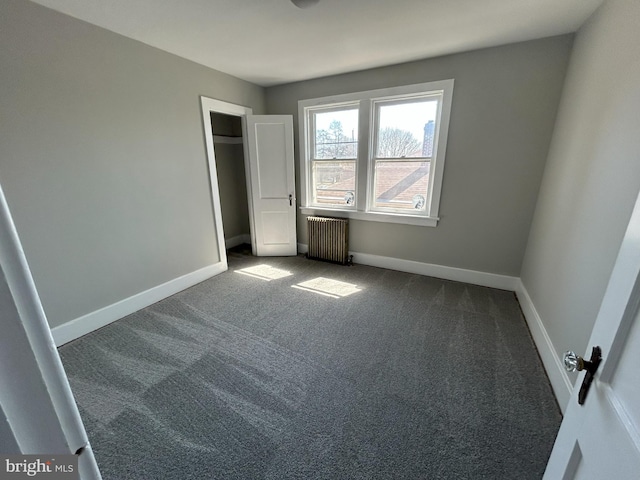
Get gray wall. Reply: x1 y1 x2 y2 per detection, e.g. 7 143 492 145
521 0 640 383
266 36 573 276
0 0 265 329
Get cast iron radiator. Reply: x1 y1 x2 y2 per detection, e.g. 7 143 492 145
306 216 350 265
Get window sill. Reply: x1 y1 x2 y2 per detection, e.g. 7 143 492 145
299 207 438 227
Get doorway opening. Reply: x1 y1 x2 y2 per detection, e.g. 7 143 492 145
210 112 251 251
200 96 297 263
200 96 255 269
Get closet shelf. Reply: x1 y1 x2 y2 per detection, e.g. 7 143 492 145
213 134 243 144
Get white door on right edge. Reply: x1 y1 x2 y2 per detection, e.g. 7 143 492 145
544 191 640 479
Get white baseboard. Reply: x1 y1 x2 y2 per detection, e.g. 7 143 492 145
51 262 228 347
298 243 518 291
353 252 519 291
225 234 251 250
515 279 573 413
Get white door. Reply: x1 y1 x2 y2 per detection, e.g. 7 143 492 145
243 115 297 256
0 184 101 477
544 191 640 479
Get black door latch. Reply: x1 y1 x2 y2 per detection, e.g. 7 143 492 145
563 346 602 405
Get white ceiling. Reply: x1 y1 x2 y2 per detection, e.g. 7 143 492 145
30 0 603 87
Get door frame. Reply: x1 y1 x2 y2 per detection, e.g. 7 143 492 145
200 97 255 261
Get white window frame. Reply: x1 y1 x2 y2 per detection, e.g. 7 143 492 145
298 80 454 227
307 102 359 210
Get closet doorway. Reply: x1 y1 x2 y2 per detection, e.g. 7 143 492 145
210 111 251 251
200 97 253 268
200 96 297 266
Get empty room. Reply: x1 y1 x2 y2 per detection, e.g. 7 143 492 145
1 0 639 479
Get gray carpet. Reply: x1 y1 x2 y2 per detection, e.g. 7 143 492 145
59 246 561 479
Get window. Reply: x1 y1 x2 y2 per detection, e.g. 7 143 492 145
299 80 453 227
309 105 358 208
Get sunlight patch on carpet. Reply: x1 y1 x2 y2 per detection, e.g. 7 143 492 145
292 277 362 298
235 264 293 281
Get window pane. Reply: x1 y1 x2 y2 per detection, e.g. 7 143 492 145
376 100 438 158
312 161 356 206
373 161 430 211
314 109 358 159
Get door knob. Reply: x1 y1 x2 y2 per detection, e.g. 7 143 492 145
563 346 602 405
563 351 587 372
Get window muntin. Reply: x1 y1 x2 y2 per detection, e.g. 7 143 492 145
308 106 358 208
370 95 441 214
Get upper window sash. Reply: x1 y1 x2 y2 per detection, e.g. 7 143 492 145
308 104 359 161
371 93 442 160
